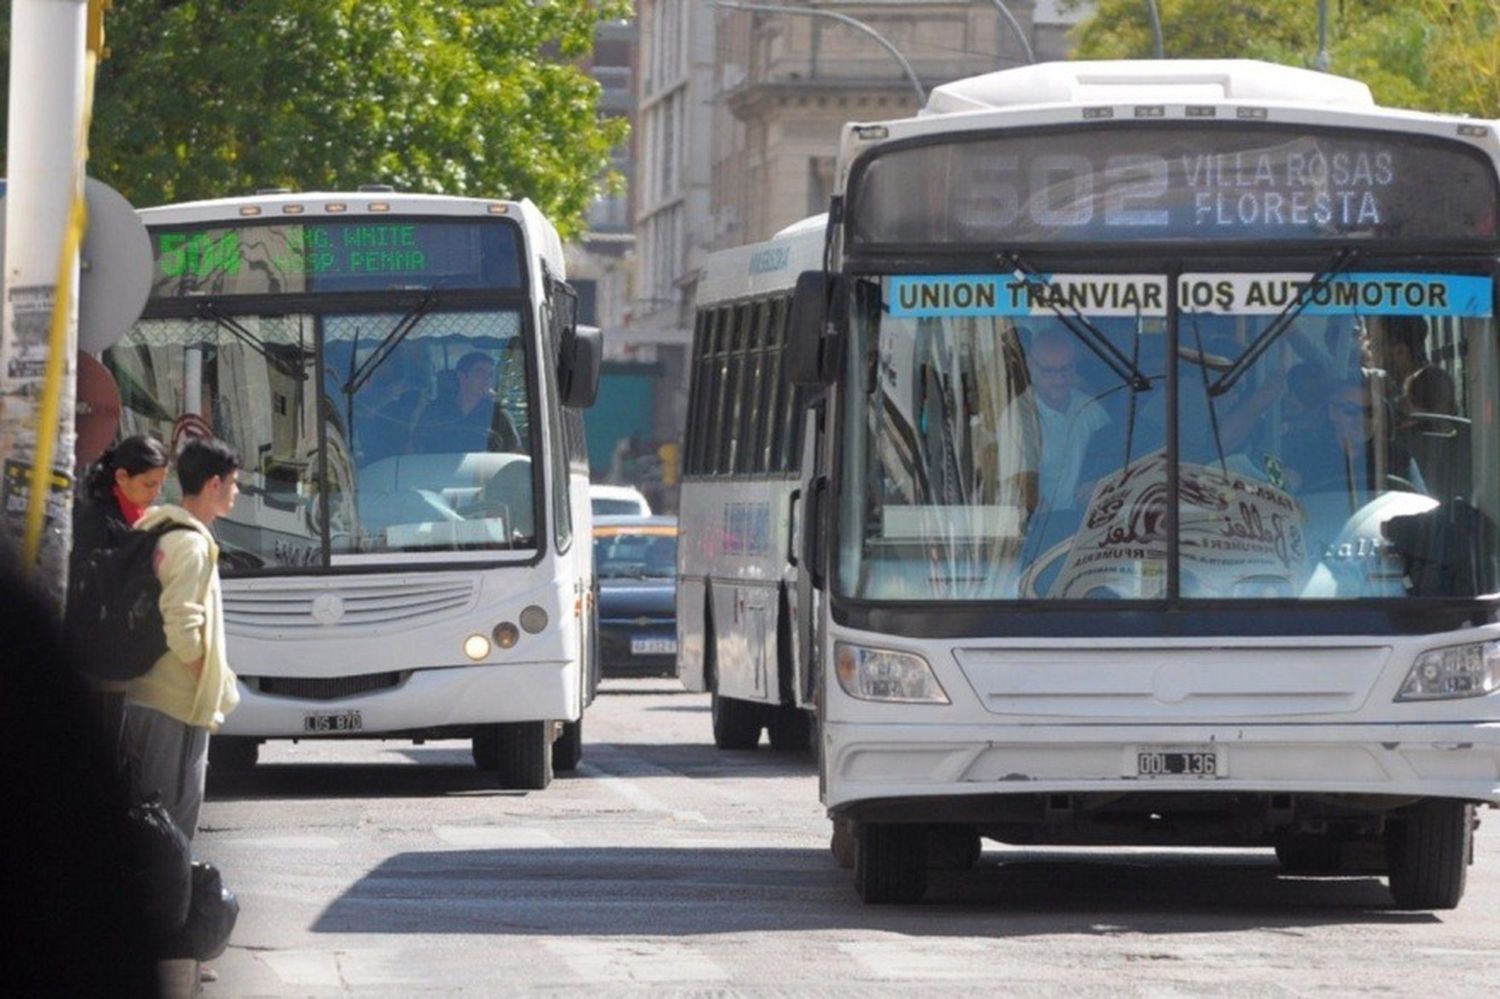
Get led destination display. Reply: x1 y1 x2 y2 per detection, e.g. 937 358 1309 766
849 125 1498 245
150 219 522 299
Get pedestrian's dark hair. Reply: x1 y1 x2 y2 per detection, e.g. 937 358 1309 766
176 437 240 496
455 351 493 376
84 435 169 501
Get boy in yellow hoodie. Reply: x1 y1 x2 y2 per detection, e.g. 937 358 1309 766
123 437 242 841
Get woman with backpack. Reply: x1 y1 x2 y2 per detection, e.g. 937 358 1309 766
69 435 171 743
72 435 171 564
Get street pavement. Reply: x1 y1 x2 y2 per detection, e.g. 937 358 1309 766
196 679 1500 996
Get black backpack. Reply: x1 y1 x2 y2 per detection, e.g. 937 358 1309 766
67 522 195 681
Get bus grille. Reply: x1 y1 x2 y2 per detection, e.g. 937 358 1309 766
223 577 478 631
252 672 407 701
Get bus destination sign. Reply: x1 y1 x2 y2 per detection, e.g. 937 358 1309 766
150 219 521 298
849 125 1498 246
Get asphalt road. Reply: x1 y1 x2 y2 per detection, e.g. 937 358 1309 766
198 679 1500 996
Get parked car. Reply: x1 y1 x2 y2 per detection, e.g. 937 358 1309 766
590 484 652 517
593 515 677 677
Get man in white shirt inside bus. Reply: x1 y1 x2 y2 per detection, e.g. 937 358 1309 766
1027 331 1111 513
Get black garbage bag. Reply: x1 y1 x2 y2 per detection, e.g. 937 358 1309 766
123 793 193 943
162 861 239 962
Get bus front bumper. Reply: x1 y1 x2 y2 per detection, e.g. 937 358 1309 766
218 660 578 738
824 720 1500 817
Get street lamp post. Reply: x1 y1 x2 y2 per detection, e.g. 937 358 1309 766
984 1 1035 65
1145 0 1165 59
1316 0 1331 72
712 0 928 106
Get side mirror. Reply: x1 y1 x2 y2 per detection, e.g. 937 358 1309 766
560 325 601 408
785 271 846 386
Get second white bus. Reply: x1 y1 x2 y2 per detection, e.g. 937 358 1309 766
677 217 825 749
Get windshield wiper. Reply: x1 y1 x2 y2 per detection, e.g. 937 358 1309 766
1000 252 1153 392
342 289 438 398
1209 248 1358 397
196 302 306 376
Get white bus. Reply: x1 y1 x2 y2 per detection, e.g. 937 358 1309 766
106 190 601 790
782 61 1500 905
678 218 825 749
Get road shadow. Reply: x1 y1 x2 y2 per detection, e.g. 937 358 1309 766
206 737 813 800
205 742 595 800
308 845 1435 937
586 740 818 779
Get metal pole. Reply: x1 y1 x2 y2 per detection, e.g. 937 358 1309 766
0 0 89 602
986 1 1035 64
1145 0 1164 59
1316 0 1331 72
713 0 927 106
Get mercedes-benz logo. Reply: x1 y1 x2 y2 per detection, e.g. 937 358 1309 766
311 593 345 626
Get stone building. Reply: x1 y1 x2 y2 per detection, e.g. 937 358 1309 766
622 1 1090 506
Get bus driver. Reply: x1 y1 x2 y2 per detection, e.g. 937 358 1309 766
413 351 521 454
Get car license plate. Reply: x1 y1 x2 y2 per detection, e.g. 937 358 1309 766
631 636 677 655
1133 747 1222 778
303 710 363 733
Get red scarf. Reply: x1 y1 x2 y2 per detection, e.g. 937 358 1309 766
113 483 147 526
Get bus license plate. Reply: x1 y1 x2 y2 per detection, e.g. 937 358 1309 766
631 637 677 655
1135 748 1221 778
303 710 363 733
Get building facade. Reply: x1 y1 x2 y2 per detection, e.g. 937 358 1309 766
625 1 1090 507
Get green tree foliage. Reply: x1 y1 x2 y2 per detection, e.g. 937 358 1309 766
0 1 631 237
1067 0 1499 119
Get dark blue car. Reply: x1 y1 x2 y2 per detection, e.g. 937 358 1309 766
594 515 678 678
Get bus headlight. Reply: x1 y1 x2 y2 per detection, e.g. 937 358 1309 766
463 634 492 662
1397 641 1500 701
834 643 949 704
492 622 520 649
519 605 549 634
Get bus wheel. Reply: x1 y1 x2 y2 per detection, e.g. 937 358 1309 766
1387 800 1472 910
855 823 928 904
767 704 813 752
830 819 858 869
554 718 583 772
492 721 554 791
208 736 259 775
711 692 763 750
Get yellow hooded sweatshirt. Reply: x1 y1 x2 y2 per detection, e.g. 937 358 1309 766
125 504 240 731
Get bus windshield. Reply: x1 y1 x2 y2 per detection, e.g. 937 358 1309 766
838 270 1500 602
109 306 535 570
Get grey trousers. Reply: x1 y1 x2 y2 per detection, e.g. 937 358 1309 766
122 703 210 841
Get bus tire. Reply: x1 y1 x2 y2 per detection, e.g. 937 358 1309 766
767 704 813 752
493 721 553 791
554 718 583 772
208 736 259 775
830 819 858 869
855 822 928 904
1387 800 1471 910
711 692 763 750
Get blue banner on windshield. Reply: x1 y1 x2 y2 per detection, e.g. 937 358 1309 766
1178 272 1493 317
